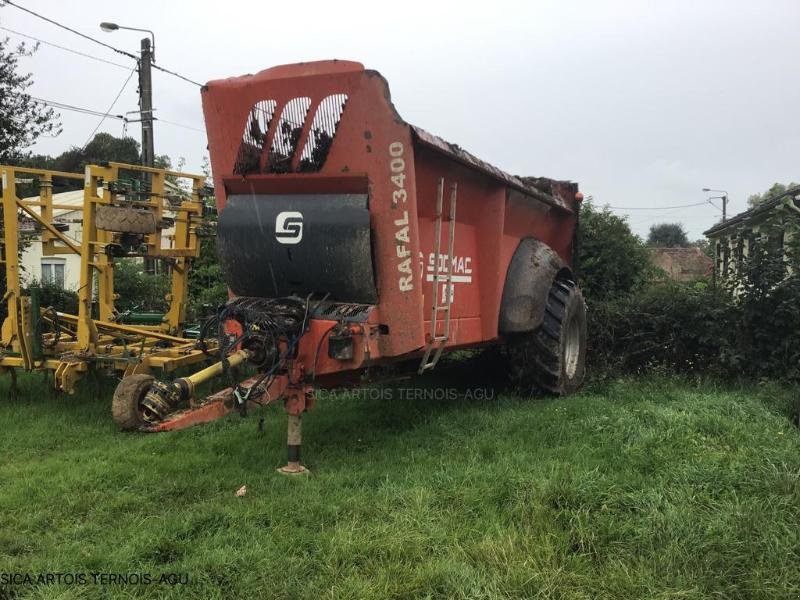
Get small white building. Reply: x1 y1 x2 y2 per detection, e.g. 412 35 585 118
20 189 84 290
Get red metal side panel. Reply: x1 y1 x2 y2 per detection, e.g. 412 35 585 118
503 189 577 266
201 61 425 357
412 145 507 346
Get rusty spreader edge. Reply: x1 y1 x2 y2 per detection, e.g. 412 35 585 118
410 126 573 213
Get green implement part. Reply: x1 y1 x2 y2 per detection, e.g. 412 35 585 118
120 312 165 326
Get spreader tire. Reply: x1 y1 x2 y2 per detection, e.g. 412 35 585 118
509 278 586 395
112 374 155 431
96 205 157 234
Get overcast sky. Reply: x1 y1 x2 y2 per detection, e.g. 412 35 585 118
3 0 799 238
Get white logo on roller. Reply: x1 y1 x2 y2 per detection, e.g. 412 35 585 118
275 211 303 245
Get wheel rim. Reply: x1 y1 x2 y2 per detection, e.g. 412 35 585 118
139 397 160 423
564 314 581 379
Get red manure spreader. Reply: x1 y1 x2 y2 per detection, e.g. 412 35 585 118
112 60 587 473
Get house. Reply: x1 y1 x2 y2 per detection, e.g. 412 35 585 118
20 188 85 290
648 247 713 281
704 186 800 284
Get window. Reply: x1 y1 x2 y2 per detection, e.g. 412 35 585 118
41 259 66 287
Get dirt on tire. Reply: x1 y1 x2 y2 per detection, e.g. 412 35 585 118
112 374 155 430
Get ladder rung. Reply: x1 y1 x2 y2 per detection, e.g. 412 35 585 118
419 177 457 375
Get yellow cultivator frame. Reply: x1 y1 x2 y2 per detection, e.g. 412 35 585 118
0 162 217 393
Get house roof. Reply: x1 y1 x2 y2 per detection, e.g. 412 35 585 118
704 186 800 237
22 179 191 218
22 188 86 217
648 247 713 281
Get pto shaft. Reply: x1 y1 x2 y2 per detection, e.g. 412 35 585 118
178 348 250 397
140 349 250 422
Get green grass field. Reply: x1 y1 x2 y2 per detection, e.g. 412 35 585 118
1 371 800 599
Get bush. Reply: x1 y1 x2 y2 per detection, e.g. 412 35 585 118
112 259 170 313
581 200 800 384
577 202 653 303
589 264 800 383
24 280 79 314
730 235 800 382
588 281 735 376
186 237 228 321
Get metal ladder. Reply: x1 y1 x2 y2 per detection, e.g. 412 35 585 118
419 178 457 374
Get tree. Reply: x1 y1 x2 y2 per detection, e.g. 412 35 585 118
49 132 140 174
647 223 689 247
187 236 227 320
187 157 226 320
112 259 170 313
0 35 61 162
748 182 800 208
17 133 142 196
84 132 140 166
691 237 714 258
577 202 652 303
0 33 59 319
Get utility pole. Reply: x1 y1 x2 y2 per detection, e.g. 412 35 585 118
138 37 154 168
99 23 156 167
703 188 729 222
138 37 155 274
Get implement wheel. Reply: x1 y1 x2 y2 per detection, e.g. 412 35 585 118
96 205 157 234
112 374 156 430
509 278 587 395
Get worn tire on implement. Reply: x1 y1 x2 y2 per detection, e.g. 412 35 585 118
509 279 587 395
112 374 155 430
95 205 157 234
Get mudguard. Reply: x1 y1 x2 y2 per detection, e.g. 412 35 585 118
499 238 569 333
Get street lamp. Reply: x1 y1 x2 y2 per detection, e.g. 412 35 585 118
100 21 156 168
702 188 728 222
99 22 155 61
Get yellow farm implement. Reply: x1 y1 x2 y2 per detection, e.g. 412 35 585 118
0 162 217 394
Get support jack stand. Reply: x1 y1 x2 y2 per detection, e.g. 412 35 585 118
277 413 310 476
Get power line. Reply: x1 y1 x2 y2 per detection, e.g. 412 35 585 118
607 201 708 211
630 206 696 226
30 96 127 121
0 25 130 69
31 95 205 137
82 66 137 149
156 118 205 133
151 62 202 87
2 0 137 60
3 0 203 86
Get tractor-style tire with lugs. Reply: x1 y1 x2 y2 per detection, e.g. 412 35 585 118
509 278 587 395
112 374 155 431
95 205 157 234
